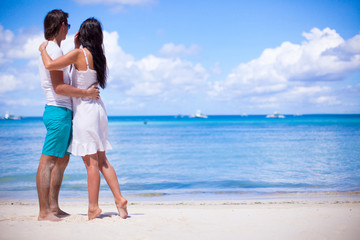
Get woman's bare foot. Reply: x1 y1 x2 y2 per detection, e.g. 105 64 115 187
115 198 128 219
88 207 102 220
38 212 62 222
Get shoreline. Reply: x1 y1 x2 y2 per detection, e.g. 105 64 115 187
1 190 359 202
1 193 360 240
2 191 360 207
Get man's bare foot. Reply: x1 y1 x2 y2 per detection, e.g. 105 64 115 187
88 207 102 220
115 198 128 219
51 208 70 217
38 212 62 222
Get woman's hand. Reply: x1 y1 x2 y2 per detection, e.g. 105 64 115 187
74 32 81 49
39 41 48 53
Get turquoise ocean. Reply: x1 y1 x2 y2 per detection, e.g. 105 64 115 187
0 114 360 200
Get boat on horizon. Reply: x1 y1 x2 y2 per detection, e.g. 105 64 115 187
266 112 285 119
3 112 22 120
190 110 208 119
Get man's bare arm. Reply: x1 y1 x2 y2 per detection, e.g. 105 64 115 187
50 71 99 99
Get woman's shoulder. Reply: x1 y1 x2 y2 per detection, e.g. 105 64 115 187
64 48 83 59
82 48 92 56
71 48 84 55
70 48 88 62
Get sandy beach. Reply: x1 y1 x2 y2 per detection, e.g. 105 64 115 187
1 193 359 240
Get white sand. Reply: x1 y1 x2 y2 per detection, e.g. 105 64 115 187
0 197 359 240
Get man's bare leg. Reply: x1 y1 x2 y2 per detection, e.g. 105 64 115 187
36 154 61 221
49 154 70 217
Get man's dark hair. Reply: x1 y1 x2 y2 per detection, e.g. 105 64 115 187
44 9 69 40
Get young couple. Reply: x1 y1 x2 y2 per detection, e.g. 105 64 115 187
36 9 127 221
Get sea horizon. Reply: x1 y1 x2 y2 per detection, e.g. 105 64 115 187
4 113 360 118
1 114 359 201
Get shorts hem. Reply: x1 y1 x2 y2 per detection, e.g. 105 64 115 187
42 151 68 158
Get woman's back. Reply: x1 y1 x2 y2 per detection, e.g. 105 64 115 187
75 48 94 71
71 48 97 90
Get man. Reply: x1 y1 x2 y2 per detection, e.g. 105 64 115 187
37 9 99 221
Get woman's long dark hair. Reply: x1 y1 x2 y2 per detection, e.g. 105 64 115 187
78 18 107 89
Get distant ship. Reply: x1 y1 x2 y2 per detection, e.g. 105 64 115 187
266 112 285 119
190 110 208 119
3 112 22 120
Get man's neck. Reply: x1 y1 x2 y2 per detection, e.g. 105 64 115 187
50 36 62 47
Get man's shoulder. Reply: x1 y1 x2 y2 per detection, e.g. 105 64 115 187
46 41 63 59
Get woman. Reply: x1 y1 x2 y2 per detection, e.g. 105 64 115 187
39 18 128 220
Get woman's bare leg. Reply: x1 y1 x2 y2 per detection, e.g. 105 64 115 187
82 153 102 220
98 151 128 219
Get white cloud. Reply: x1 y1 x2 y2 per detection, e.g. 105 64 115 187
0 25 14 43
103 32 209 101
0 26 15 65
125 56 208 97
4 98 44 107
158 43 200 58
0 25 209 114
277 85 338 107
7 34 44 59
103 31 134 72
0 26 44 61
314 96 341 105
1 24 359 115
209 28 360 106
0 69 41 94
210 62 222 75
0 74 20 93
0 26 44 95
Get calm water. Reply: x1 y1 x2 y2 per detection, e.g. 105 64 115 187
0 115 360 200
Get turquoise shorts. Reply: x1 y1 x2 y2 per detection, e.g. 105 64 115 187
42 105 73 158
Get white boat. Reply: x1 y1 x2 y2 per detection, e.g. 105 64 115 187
3 112 22 120
190 110 208 119
266 112 285 118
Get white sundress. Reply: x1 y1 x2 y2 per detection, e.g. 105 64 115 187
67 49 112 156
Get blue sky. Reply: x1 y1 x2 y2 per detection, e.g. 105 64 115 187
1 0 360 116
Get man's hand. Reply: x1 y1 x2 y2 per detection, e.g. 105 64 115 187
86 84 100 100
